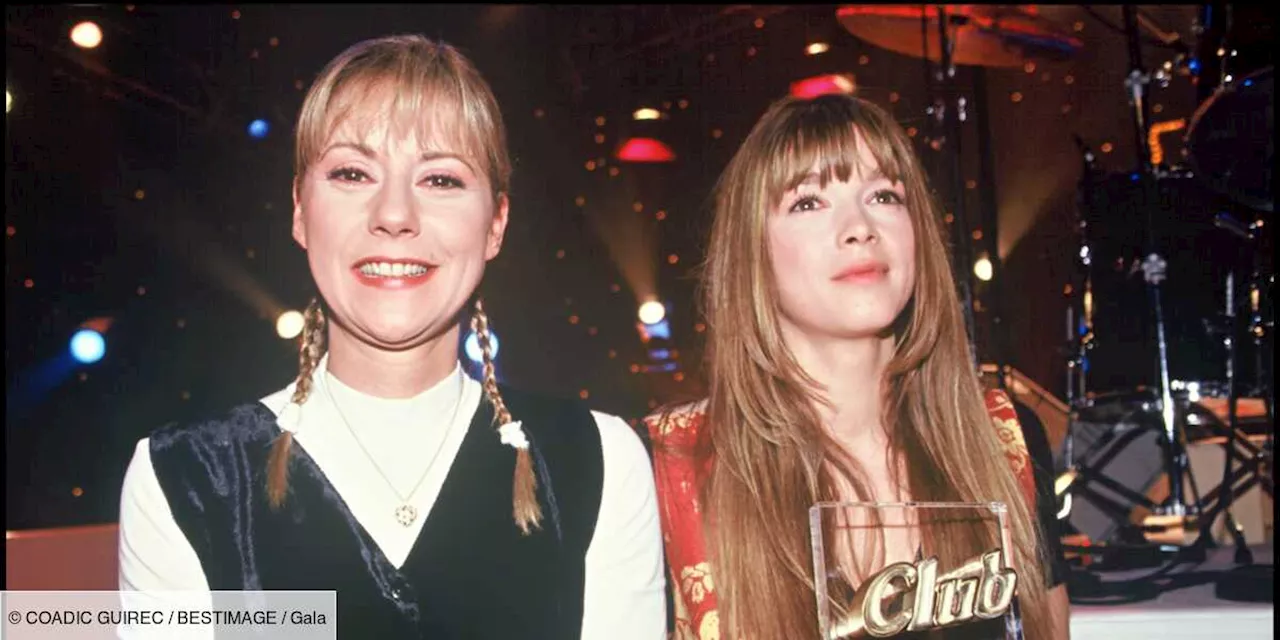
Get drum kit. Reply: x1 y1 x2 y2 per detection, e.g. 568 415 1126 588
838 4 1274 569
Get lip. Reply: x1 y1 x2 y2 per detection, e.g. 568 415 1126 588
832 261 889 283
350 256 438 290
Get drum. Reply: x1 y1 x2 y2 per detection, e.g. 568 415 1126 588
1077 172 1263 397
1186 66 1273 212
1074 380 1270 441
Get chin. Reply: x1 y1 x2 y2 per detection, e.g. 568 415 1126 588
359 325 437 350
344 310 443 347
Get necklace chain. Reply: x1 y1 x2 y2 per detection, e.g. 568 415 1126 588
321 371 465 525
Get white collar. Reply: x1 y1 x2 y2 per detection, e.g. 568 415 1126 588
271 353 464 436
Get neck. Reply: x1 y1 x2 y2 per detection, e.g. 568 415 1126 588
783 327 897 447
324 322 462 399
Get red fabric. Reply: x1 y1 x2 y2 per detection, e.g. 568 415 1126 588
644 389 1036 639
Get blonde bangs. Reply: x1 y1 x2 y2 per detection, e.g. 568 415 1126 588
293 36 509 194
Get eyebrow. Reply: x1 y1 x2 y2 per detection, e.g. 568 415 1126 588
791 166 887 189
320 143 476 169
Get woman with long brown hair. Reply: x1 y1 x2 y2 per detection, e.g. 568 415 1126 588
117 35 666 638
646 93 1070 639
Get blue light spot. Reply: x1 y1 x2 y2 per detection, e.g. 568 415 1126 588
465 330 499 363
248 119 270 139
70 330 105 364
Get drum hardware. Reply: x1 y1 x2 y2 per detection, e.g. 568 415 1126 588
1186 215 1274 571
1060 7 1273 566
1118 4 1189 520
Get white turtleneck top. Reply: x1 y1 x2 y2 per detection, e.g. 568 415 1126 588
117 357 667 639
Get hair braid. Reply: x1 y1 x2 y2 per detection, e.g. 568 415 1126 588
266 297 328 509
471 298 542 534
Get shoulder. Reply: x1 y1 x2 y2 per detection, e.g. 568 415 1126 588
982 388 1036 502
982 388 1028 453
496 384 593 431
147 401 280 452
642 399 709 448
983 388 1019 423
144 378 297 451
495 385 650 464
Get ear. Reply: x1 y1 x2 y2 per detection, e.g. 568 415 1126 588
484 193 510 261
291 177 308 250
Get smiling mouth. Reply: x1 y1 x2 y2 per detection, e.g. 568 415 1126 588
352 259 435 278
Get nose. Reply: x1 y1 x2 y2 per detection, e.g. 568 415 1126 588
839 204 877 247
368 181 420 238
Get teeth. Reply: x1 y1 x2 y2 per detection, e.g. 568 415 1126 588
358 262 430 277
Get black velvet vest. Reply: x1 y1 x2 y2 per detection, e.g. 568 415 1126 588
148 385 604 639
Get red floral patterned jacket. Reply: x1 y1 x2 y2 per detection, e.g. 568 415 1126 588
643 389 1035 639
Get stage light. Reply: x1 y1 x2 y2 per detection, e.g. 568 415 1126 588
638 319 671 341
974 256 993 282
70 21 103 49
70 329 105 364
465 330 499 363
5 89 11 114
790 74 856 99
638 300 666 325
248 119 270 139
276 310 304 339
633 107 662 121
616 137 675 163
805 42 830 55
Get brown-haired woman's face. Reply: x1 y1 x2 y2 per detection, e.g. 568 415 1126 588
766 135 915 342
291 103 508 350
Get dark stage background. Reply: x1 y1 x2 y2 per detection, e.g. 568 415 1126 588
6 5 1271 529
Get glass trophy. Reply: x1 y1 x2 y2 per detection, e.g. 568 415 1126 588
810 501 1023 639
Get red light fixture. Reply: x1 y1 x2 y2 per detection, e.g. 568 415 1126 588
615 137 676 163
790 74 856 99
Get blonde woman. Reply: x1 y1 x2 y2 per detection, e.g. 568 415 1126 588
118 35 666 639
646 94 1070 638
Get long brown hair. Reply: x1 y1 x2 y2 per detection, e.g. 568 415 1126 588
697 93 1049 638
265 35 541 534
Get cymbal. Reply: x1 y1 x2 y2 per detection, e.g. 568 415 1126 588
836 5 1083 68
1186 66 1273 213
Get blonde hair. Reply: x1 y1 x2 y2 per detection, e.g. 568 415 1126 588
266 35 540 534
696 93 1050 638
293 34 511 197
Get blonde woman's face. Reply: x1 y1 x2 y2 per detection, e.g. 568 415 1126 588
291 107 508 351
766 137 916 342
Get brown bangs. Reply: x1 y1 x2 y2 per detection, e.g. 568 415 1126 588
761 96 911 210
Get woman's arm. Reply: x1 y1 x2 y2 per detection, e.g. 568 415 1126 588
581 412 668 639
117 439 213 639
